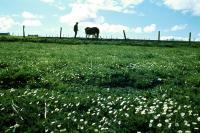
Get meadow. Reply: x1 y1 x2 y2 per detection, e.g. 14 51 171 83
0 39 200 133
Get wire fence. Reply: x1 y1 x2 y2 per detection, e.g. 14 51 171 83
0 26 199 43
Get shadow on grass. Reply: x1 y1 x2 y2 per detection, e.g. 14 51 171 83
0 72 54 89
63 70 164 90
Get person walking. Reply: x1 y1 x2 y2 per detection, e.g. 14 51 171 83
74 22 78 38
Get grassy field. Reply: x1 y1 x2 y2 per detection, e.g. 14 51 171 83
0 40 200 132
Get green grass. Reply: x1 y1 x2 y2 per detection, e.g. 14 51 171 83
1 36 200 48
0 41 200 132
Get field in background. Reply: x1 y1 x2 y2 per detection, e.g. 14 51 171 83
0 35 200 47
0 40 200 132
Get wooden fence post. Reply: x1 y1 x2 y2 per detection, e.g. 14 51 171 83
158 31 160 41
123 30 127 40
189 32 191 45
23 25 25 38
60 27 62 39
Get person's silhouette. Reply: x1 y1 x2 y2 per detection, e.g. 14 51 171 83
74 22 78 38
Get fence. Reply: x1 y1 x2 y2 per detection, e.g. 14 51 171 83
5 25 197 44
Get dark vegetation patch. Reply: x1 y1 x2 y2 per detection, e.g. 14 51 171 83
0 72 39 89
100 71 164 89
0 71 54 89
63 70 164 90
0 62 9 69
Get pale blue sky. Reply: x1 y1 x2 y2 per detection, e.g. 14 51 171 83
0 0 200 40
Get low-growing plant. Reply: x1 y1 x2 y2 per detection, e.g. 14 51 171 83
0 41 199 132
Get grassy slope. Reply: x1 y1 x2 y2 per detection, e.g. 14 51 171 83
0 42 200 132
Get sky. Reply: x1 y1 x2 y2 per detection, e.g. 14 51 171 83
0 0 200 40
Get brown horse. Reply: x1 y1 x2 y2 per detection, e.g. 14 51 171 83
85 27 100 39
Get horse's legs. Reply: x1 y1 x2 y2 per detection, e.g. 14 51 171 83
94 33 99 39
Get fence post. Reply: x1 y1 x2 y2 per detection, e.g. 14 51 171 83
123 30 127 40
189 32 191 45
60 27 62 39
158 31 160 42
23 25 25 38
